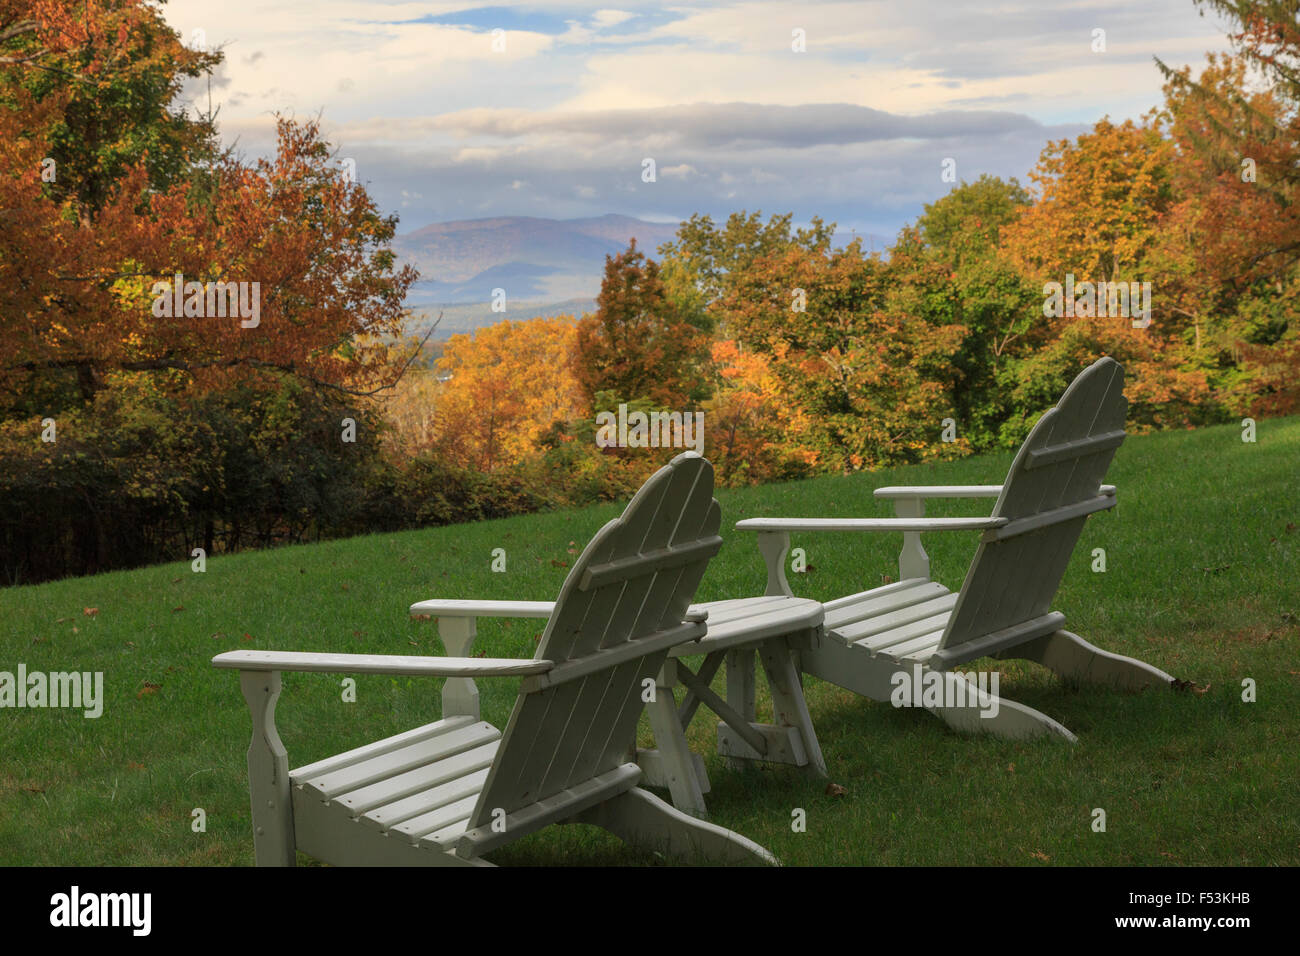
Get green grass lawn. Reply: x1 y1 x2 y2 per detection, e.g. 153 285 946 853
2 416 1297 866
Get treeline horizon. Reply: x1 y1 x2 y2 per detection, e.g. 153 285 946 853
3 0 1298 585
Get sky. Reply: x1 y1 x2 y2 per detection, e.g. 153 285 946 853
161 0 1237 243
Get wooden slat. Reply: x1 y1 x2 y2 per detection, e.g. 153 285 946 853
520 620 706 692
418 816 475 848
734 516 1007 533
360 767 491 832
677 599 822 655
980 494 1115 542
675 663 768 754
394 794 481 841
289 715 477 782
408 599 554 619
1024 429 1125 469
852 611 955 654
457 764 642 858
685 595 789 626
298 721 500 800
824 581 950 630
933 613 1066 667
881 630 945 663
212 650 552 677
338 744 497 818
677 650 726 725
822 577 930 613
873 485 1004 499
580 535 723 590
835 593 958 643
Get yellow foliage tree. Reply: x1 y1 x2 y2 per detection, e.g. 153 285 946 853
430 316 584 471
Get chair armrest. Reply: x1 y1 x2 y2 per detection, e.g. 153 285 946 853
212 650 553 677
872 483 1115 500
410 601 706 623
409 599 555 619
735 516 1007 533
873 484 1004 500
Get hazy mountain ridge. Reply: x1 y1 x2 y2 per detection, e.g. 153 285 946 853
395 213 682 306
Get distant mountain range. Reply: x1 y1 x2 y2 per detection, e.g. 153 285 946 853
393 213 891 338
394 214 682 334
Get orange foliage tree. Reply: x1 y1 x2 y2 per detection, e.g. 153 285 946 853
430 316 584 472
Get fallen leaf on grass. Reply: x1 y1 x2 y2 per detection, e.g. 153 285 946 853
137 682 161 699
22 786 44 793
825 783 848 797
1030 850 1050 862
242 633 253 642
172 605 185 613
171 577 182 584
411 613 432 621
126 762 146 771
209 632 226 640
55 617 70 624
1007 763 1015 773
1171 678 1210 695
83 607 99 616
550 559 568 568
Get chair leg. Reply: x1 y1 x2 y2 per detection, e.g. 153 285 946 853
926 669 1077 742
723 649 757 771
643 663 709 818
577 788 777 866
1002 629 1174 690
238 670 296 866
757 637 827 777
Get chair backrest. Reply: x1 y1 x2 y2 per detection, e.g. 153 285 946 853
467 452 722 825
936 357 1126 662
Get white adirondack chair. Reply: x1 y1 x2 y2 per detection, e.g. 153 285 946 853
735 357 1174 741
213 452 776 866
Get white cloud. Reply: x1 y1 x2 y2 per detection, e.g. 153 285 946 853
159 0 1237 237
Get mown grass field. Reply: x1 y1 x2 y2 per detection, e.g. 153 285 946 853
2 416 1297 866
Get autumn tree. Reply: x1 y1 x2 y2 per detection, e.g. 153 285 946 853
431 316 583 472
0 0 221 218
720 240 968 472
572 239 711 410
0 0 419 581
657 210 835 338
1157 24 1300 414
